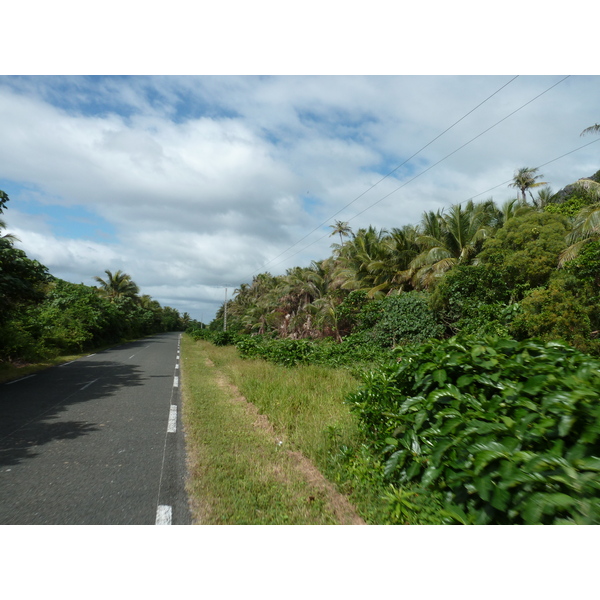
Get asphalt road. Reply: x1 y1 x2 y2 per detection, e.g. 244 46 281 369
0 332 191 525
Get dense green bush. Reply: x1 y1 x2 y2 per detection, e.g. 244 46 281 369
0 237 50 324
0 319 49 362
188 327 241 346
235 333 391 370
211 331 242 346
478 210 570 297
370 292 444 348
237 336 316 366
187 326 213 341
565 239 600 290
544 195 590 217
348 335 600 524
509 275 600 355
430 265 512 336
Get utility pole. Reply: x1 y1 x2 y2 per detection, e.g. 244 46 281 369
223 287 228 332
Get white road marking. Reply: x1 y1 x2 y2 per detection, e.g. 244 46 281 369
80 379 98 391
87 353 96 357
59 360 76 367
156 505 172 525
167 405 177 432
6 374 36 385
175 363 179 370
173 376 179 388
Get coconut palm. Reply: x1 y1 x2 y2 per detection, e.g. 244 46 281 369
329 220 352 250
408 200 499 289
509 167 548 205
334 226 390 295
362 225 421 296
534 186 556 209
558 179 600 266
0 218 19 243
94 269 140 301
581 124 600 136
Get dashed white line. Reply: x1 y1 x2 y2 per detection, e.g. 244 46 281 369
167 405 177 433
156 505 172 525
173 376 179 388
6 374 36 385
80 378 98 391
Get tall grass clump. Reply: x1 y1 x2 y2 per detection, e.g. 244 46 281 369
204 341 361 467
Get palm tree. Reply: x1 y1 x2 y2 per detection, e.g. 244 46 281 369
94 269 139 301
534 186 555 209
362 225 421 296
509 167 548 205
0 218 19 243
334 226 390 295
329 220 352 248
558 179 600 266
408 200 499 289
581 124 600 136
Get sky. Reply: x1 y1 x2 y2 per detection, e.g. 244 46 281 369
1 2 599 324
1 74 599 323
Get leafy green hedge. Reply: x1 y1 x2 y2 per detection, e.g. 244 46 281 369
348 335 600 524
370 292 445 347
186 327 241 346
235 334 391 370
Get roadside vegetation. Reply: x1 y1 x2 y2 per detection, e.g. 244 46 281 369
185 159 600 524
181 335 364 524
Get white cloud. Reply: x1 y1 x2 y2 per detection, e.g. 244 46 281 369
2 75 600 321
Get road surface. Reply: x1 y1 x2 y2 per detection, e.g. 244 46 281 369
0 332 191 525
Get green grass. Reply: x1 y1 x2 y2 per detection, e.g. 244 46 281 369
206 346 361 466
0 351 93 384
0 338 149 384
180 335 365 524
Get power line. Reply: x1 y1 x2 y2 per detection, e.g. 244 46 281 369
468 137 600 200
281 137 599 268
256 76 574 272
273 138 596 271
347 76 571 222
247 75 520 278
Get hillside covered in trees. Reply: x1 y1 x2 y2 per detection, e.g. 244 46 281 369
208 165 600 358
0 192 188 365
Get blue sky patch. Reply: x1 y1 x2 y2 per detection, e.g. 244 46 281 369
0 178 116 242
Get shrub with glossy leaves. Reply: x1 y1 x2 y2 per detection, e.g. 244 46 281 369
348 335 600 524
370 292 444 348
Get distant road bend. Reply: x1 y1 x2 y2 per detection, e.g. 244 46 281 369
0 332 191 525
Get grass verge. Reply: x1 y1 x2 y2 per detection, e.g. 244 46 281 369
181 334 365 524
0 351 97 384
0 337 153 384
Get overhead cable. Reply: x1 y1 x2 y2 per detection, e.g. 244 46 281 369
247 75 520 277
257 76 574 271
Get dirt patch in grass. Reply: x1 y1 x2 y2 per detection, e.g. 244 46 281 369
207 359 365 525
